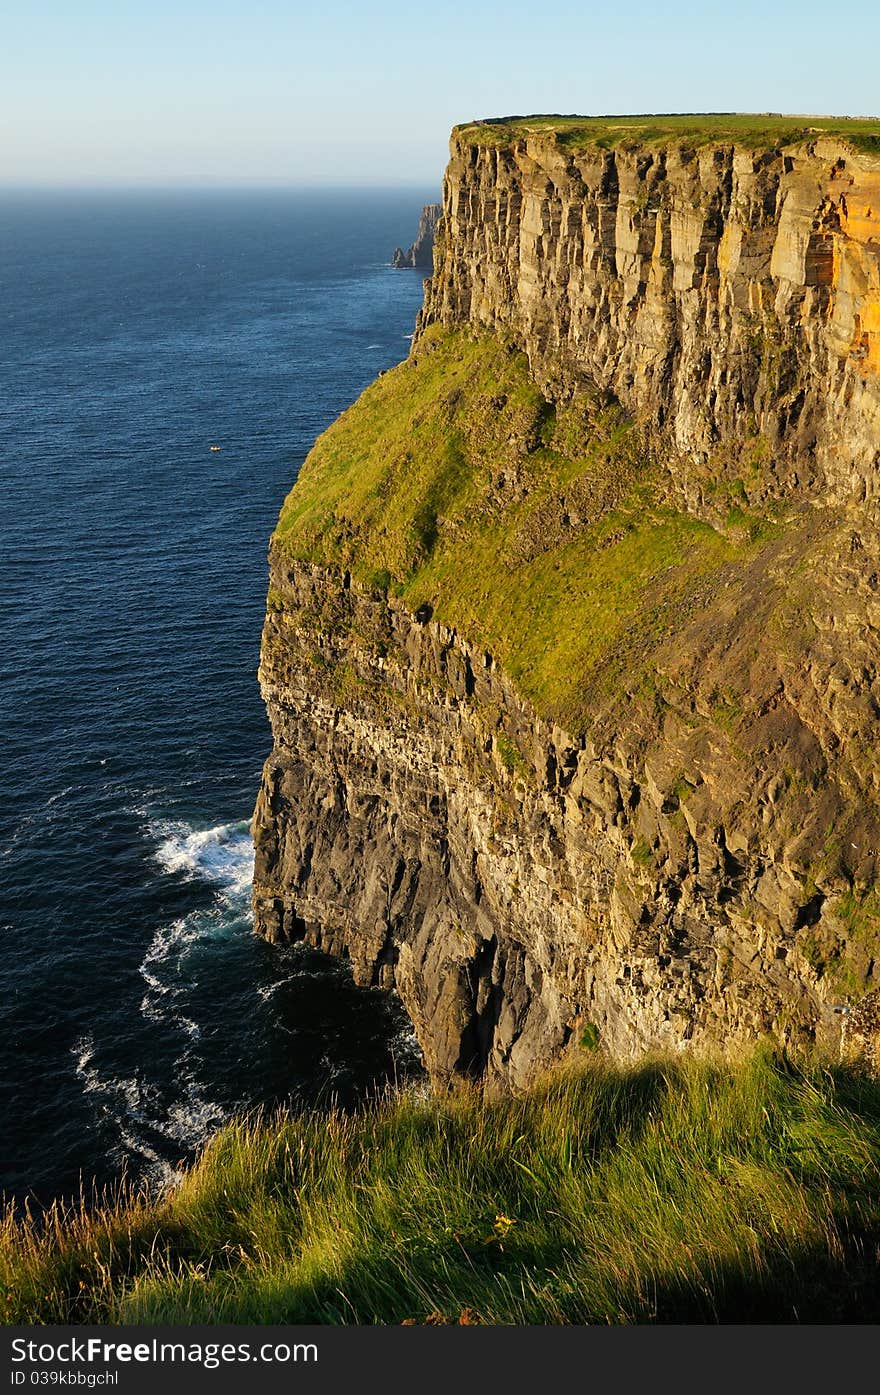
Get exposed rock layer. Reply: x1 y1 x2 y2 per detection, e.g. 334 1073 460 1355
253 128 880 1084
253 506 880 1084
419 131 880 503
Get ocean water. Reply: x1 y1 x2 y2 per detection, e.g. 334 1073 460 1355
0 189 431 1202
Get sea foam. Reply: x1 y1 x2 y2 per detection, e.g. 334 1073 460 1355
151 817 254 899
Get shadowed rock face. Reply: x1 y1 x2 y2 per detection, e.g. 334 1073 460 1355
392 203 441 270
253 129 880 1086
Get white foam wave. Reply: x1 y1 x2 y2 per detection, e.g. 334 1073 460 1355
141 913 207 976
46 784 76 807
72 1036 226 1190
141 814 254 1039
391 1019 423 1073
73 1035 96 1078
150 818 254 898
256 974 297 1002
73 1036 158 1128
253 945 330 1001
163 1077 228 1148
67 813 254 1189
115 1127 182 1190
140 988 201 1041
72 1037 181 1189
139 914 212 1039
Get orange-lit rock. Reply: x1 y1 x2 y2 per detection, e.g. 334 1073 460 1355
420 131 880 501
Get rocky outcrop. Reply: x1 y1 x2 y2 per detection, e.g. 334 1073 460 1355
253 124 880 1085
253 503 880 1085
419 130 880 504
392 203 441 270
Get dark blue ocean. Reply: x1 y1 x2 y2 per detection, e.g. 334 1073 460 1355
0 189 432 1202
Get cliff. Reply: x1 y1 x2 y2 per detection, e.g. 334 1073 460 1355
253 116 880 1086
392 202 441 270
421 117 880 502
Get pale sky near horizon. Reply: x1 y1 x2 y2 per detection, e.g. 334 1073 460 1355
2 0 879 188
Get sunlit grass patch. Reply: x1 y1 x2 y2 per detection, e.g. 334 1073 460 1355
4 1050 880 1325
274 326 779 733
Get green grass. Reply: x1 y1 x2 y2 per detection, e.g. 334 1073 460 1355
5 1051 880 1324
274 325 780 734
454 113 880 156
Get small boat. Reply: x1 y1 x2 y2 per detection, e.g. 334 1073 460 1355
210 444 222 452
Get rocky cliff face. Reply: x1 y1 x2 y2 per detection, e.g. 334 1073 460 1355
392 203 441 270
420 130 880 504
253 123 880 1085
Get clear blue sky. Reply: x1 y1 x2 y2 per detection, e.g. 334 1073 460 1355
3 0 879 187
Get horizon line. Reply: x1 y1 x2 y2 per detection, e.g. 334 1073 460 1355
0 184 441 195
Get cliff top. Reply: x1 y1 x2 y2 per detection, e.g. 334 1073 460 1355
454 112 880 156
9 1052 880 1322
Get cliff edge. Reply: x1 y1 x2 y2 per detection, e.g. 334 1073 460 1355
392 202 441 270
253 116 880 1086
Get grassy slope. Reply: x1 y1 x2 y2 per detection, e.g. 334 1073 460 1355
274 326 781 734
454 113 880 155
5 1052 880 1324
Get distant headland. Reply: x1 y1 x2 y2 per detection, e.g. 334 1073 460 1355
392 202 441 270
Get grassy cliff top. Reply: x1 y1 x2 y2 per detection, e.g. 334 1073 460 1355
6 1052 880 1323
453 113 880 155
274 325 783 734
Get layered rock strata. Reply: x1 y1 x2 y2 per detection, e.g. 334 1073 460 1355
420 129 880 503
253 124 880 1084
253 501 880 1085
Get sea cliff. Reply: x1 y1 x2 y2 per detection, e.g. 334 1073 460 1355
392 202 441 269
421 119 880 501
253 116 880 1086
